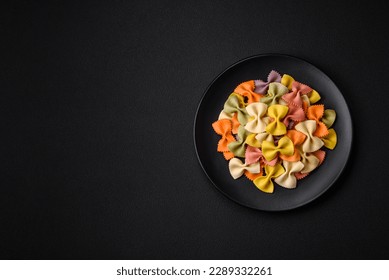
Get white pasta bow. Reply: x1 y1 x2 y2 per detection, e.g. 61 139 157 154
228 158 261 179
299 149 320 173
295 120 324 153
274 161 304 189
244 103 269 133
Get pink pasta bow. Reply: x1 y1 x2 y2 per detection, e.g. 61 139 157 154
283 103 306 128
282 81 312 107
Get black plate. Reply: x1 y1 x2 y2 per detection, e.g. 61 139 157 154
194 54 352 211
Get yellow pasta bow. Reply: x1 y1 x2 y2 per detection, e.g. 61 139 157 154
253 163 285 193
262 136 294 161
274 161 304 189
244 102 269 133
265 104 289 136
295 120 324 153
322 128 337 150
228 158 261 179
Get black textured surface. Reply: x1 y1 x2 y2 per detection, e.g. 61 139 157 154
1 0 388 259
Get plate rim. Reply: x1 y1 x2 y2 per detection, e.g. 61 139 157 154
193 53 353 211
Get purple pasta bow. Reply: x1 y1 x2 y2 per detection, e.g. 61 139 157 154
254 70 282 94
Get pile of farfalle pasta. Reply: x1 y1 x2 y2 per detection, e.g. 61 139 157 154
212 70 337 193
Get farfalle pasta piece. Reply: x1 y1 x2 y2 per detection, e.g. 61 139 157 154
228 158 261 179
282 81 312 107
295 120 324 153
244 103 269 133
254 70 282 94
279 130 306 162
234 80 262 104
265 104 289 136
218 110 241 136
223 93 249 125
322 109 336 128
212 119 235 152
262 136 294 162
245 145 278 166
212 119 236 160
228 126 250 157
253 163 285 193
322 128 337 150
283 102 306 128
260 82 289 106
245 131 274 148
245 145 262 165
281 75 321 104
306 104 329 137
274 161 304 189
